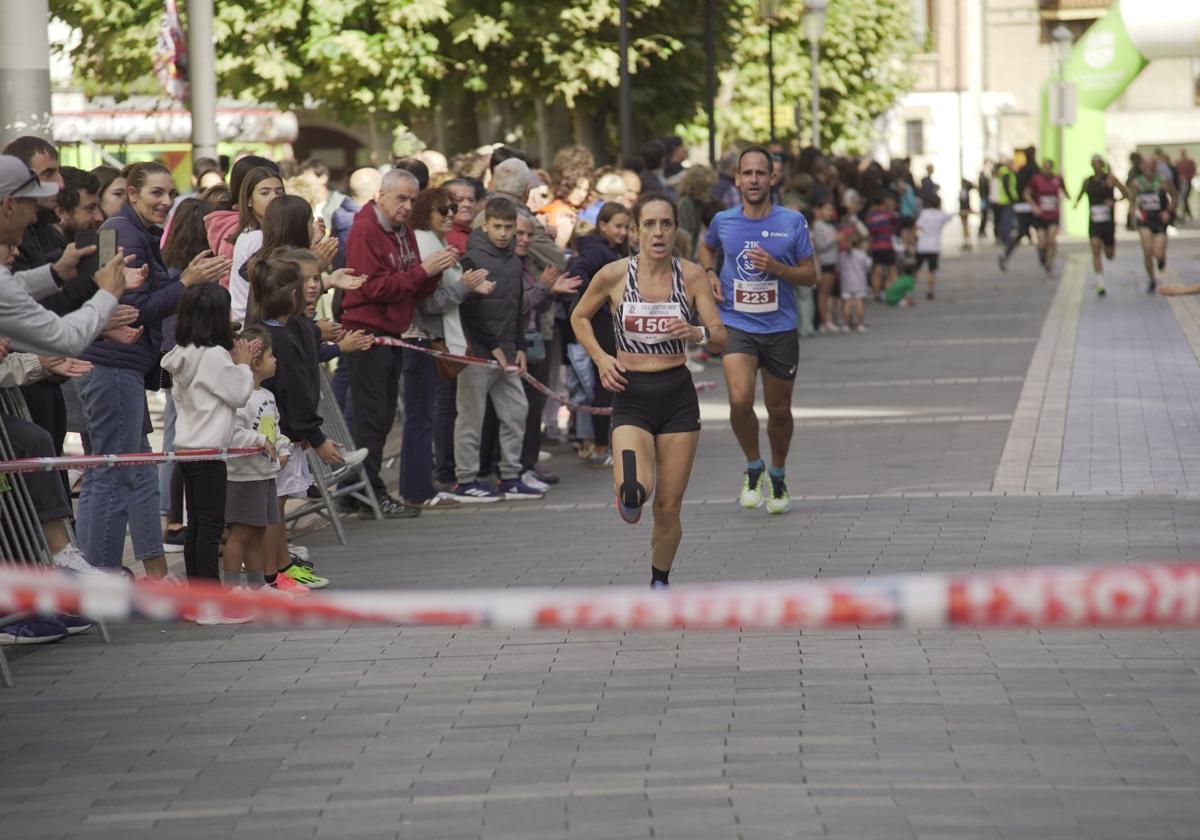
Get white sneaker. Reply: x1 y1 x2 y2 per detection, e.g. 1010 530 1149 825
521 470 551 493
739 470 765 509
194 612 253 626
286 544 310 561
52 544 107 577
538 449 552 463
329 447 369 479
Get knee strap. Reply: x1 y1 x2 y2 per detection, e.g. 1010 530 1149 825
620 450 646 508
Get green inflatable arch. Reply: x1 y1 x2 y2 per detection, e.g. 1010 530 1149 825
1040 0 1200 235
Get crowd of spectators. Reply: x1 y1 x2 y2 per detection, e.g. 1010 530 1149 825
16 125 1187 637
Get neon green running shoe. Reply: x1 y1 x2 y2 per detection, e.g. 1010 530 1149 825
765 474 791 515
280 564 329 590
739 468 765 509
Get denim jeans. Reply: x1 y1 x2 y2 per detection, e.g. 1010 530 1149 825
565 342 595 442
158 388 176 515
76 366 163 569
399 342 437 502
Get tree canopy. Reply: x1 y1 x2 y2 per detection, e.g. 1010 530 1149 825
49 0 918 157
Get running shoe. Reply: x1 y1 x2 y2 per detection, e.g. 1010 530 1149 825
651 579 670 591
163 526 186 554
287 551 314 571
194 609 253 626
371 494 420 519
272 574 311 597
1097 283 1107 297
280 564 329 590
998 254 1008 273
496 478 544 501
52 544 106 577
56 613 93 635
739 468 765 509
406 492 463 510
532 464 559 485
1147 280 1157 294
0 617 68 645
450 481 503 503
329 447 370 480
616 497 642 525
520 470 551 493
765 475 792 515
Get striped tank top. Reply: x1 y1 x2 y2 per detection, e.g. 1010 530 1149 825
613 254 693 356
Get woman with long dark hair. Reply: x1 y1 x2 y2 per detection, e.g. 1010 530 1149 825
76 163 226 577
229 166 286 323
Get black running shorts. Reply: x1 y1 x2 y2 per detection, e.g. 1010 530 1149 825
611 366 700 436
725 326 800 381
914 252 940 272
869 248 896 267
1089 221 1115 248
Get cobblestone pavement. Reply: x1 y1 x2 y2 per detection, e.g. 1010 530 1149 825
4 237 1200 839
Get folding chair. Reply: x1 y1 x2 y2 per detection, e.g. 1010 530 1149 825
283 371 381 543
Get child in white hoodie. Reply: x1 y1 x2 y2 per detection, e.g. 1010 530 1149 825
161 284 270 583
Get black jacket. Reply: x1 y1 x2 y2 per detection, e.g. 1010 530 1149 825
262 318 326 450
460 227 525 359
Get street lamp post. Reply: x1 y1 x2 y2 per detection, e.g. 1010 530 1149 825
804 0 828 149
618 0 633 160
760 0 780 144
1051 24 1073 173
187 0 218 161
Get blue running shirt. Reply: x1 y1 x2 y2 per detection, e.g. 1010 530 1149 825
704 204 814 334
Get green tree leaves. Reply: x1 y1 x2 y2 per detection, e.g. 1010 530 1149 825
49 0 917 155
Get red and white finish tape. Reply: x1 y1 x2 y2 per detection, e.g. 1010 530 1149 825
370 335 716 415
2 562 1198 630
0 447 262 476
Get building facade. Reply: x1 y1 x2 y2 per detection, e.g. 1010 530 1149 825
884 0 1200 217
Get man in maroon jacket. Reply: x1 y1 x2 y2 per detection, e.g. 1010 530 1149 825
341 168 457 517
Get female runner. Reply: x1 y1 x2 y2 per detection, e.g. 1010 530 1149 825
571 193 726 589
1072 155 1129 297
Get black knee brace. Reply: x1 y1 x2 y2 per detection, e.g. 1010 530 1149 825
620 450 646 509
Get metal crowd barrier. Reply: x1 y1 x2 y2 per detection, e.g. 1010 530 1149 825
0 386 109 687
283 371 381 543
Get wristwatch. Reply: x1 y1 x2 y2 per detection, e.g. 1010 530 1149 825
692 325 710 345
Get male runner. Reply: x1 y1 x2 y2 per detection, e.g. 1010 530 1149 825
698 146 816 515
1129 155 1178 293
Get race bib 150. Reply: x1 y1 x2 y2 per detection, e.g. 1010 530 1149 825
622 300 683 344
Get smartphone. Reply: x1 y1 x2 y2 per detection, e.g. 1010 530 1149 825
75 230 99 282
98 228 117 266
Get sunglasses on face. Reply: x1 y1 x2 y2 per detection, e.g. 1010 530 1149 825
435 203 459 216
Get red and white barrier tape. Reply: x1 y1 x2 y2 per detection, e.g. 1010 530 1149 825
0 447 262 476
2 562 1199 630
371 335 716 415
